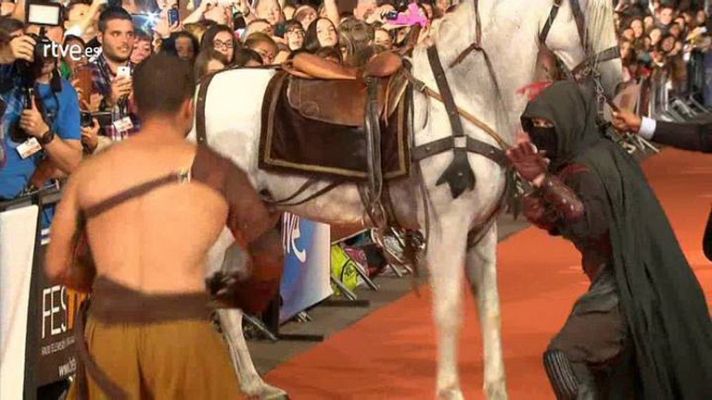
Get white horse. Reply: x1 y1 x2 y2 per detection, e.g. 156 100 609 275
195 0 621 399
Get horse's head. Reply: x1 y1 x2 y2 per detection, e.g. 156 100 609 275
541 0 622 97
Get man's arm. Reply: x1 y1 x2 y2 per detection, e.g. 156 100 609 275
223 162 284 314
613 109 712 152
45 171 82 284
19 95 82 174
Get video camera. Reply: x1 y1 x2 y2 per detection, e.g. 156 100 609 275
16 1 62 85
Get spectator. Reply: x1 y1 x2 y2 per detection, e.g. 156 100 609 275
59 35 88 80
256 0 284 27
374 27 392 49
244 32 277 64
130 29 153 64
283 20 305 51
245 18 274 37
0 19 82 200
201 24 236 65
649 27 663 47
630 17 644 39
162 31 199 61
76 7 139 142
294 5 317 30
304 17 337 53
655 3 675 29
194 48 228 80
64 0 104 44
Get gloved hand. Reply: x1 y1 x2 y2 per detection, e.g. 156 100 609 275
506 142 548 183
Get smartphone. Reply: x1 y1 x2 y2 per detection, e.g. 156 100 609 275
117 66 131 79
168 6 180 26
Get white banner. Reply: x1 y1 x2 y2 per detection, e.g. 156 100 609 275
0 205 38 400
279 214 333 323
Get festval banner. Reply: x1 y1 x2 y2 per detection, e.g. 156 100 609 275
1 205 38 400
1 202 86 399
279 213 333 323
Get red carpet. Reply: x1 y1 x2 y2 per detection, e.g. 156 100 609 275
266 149 712 399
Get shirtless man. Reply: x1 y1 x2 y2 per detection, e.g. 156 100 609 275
45 53 283 399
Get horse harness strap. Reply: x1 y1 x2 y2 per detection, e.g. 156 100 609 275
195 71 220 145
540 0 563 46
571 45 621 77
412 135 507 167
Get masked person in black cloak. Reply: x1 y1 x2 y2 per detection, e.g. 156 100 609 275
506 80 712 399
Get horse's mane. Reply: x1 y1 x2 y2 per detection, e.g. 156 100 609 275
582 0 617 53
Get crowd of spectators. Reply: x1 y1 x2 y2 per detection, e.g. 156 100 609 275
0 0 451 202
614 1 712 102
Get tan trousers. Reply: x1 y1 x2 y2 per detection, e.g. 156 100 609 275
68 316 243 399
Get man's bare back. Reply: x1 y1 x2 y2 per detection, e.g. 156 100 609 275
47 134 230 294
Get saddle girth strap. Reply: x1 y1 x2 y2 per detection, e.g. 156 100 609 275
426 45 476 199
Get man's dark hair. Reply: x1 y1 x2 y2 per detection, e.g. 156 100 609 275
98 7 133 33
0 17 25 39
133 53 195 118
65 0 92 17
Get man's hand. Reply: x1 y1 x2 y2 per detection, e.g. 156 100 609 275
19 98 50 138
506 141 548 183
0 35 36 64
81 118 99 153
108 76 132 107
612 109 642 133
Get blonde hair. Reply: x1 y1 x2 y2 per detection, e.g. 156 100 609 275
184 23 208 44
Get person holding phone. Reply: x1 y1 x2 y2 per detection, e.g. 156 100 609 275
75 7 140 142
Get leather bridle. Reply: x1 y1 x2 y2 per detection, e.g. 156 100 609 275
539 0 621 79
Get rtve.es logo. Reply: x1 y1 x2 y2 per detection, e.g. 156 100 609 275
41 41 101 61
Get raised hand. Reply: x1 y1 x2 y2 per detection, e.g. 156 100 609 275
0 35 36 64
506 141 548 182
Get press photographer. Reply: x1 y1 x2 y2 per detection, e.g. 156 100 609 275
0 8 81 201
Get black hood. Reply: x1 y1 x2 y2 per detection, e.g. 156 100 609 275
520 81 602 170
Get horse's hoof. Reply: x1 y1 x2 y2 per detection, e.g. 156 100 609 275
436 387 465 400
484 379 508 400
243 382 289 400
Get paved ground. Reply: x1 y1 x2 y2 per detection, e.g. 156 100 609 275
248 213 530 374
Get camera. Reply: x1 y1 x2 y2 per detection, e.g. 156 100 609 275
9 1 61 143
80 111 93 127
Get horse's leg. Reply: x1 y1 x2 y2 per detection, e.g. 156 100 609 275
465 223 507 400
429 228 468 400
217 309 288 400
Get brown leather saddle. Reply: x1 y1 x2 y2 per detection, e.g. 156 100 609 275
259 52 411 181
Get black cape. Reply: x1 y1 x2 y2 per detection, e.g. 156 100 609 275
522 81 712 399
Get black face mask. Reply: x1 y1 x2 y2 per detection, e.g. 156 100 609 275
528 126 558 161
